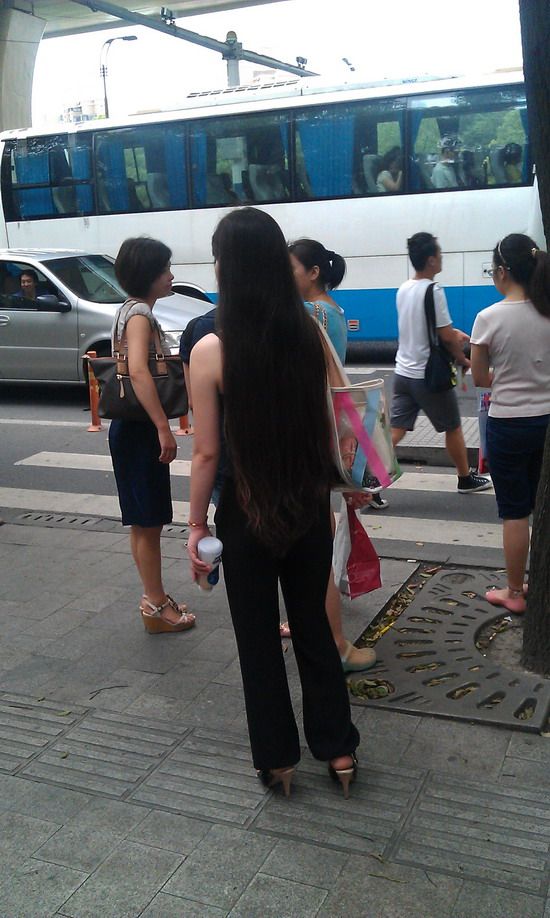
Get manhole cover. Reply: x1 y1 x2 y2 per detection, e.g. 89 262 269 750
350 568 550 732
3 510 188 539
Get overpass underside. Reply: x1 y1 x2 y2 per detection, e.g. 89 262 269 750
0 0 282 131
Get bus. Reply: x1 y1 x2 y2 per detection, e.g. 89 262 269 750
0 70 542 341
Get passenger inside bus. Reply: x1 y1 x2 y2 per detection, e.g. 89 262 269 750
489 142 523 185
376 146 403 193
431 136 463 189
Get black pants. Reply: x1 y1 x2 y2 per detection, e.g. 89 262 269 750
215 479 360 770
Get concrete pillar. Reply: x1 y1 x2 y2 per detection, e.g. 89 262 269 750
0 5 45 131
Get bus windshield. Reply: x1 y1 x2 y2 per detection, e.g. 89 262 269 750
47 255 125 303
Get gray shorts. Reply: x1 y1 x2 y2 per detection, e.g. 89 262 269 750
390 373 461 433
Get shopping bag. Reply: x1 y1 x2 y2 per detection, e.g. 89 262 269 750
333 502 382 600
317 322 401 493
478 391 491 472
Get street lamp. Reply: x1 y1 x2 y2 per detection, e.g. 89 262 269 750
100 35 137 119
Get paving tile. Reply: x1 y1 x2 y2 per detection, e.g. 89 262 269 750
393 772 550 893
152 658 230 701
0 810 60 864
400 716 511 779
500 756 550 788
0 773 92 822
349 707 420 764
506 732 550 765
22 607 96 639
0 857 87 918
176 682 246 730
186 628 239 663
131 727 268 825
123 693 195 721
21 709 189 797
450 880 544 917
252 757 423 856
260 838 346 888
140 893 227 917
0 693 86 773
229 873 327 917
60 841 182 918
128 809 211 855
317 855 461 918
163 825 275 909
35 824 124 873
0 654 71 694
66 796 150 834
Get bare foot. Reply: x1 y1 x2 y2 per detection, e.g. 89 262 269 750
485 588 526 614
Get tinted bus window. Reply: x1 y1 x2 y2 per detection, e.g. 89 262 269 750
7 134 94 219
94 124 187 214
189 111 289 207
410 87 530 191
295 98 405 199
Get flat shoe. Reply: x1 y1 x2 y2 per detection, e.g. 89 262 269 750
341 640 376 673
485 588 526 615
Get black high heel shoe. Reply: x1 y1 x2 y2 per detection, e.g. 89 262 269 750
328 753 358 799
257 766 296 798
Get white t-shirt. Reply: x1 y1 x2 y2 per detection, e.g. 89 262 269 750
395 278 452 378
376 170 392 192
470 299 550 418
431 161 459 189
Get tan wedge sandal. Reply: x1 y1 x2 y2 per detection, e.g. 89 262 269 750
140 596 195 634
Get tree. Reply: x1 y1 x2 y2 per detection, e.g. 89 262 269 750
519 0 550 672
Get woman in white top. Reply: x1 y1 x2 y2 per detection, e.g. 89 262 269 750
470 234 550 614
376 146 403 193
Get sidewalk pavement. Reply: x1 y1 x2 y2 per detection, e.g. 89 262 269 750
0 518 549 918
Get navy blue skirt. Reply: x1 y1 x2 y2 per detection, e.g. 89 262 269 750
108 418 173 527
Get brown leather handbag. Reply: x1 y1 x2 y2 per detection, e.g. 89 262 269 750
88 312 188 422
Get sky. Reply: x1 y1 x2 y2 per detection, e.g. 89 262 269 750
31 0 524 126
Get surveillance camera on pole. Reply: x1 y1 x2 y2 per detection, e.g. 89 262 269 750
223 30 243 87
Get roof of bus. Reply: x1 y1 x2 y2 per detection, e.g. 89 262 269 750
1 69 524 140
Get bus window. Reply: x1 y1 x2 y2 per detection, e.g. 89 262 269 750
94 125 187 214
295 99 405 200
189 112 289 207
7 135 94 219
410 87 530 192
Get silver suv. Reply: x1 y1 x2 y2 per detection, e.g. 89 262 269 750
0 249 211 383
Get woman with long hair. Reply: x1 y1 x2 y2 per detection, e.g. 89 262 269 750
188 208 360 797
110 237 195 634
471 233 550 613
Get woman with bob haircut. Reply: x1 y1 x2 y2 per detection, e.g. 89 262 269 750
188 208 360 798
110 236 195 634
471 233 550 614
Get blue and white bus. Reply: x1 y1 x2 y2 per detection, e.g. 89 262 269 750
0 69 542 341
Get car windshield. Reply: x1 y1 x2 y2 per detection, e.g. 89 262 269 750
46 255 126 304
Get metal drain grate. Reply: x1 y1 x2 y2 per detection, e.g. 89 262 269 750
4 509 189 538
351 568 550 732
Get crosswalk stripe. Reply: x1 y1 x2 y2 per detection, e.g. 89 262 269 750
360 514 502 549
0 487 215 525
0 485 499 548
15 453 493 496
16 451 193 478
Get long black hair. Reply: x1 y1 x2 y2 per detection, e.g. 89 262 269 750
288 238 346 291
493 234 550 318
212 208 334 554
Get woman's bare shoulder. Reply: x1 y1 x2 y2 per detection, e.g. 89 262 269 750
190 333 222 379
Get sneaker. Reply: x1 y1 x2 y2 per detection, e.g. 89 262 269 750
368 493 389 510
457 471 492 493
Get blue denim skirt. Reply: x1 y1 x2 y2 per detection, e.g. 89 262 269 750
108 418 173 527
486 414 549 519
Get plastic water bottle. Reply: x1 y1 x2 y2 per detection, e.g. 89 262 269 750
197 536 223 591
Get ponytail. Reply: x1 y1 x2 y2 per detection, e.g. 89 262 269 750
529 249 550 318
493 233 550 318
288 238 347 291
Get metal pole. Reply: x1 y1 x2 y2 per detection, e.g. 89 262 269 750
100 63 109 118
226 58 240 86
100 35 137 120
